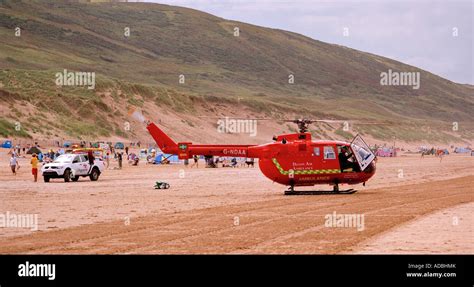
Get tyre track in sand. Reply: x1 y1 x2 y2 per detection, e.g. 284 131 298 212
0 176 472 254
0 192 395 254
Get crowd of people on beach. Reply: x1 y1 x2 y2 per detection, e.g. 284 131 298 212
5 141 132 182
5 139 258 183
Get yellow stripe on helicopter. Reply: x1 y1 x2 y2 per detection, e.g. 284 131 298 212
272 158 341 175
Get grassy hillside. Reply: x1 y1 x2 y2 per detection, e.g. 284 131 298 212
0 0 473 143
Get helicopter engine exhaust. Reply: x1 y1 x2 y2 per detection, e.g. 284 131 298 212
128 108 147 123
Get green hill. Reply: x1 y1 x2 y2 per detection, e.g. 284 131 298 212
0 0 473 143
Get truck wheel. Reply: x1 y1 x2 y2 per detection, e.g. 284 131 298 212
64 169 71 182
44 176 50 183
90 168 100 181
72 176 80 182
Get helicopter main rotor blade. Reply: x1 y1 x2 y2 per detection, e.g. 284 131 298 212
197 116 273 120
197 116 398 126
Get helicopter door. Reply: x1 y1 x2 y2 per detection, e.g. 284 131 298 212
350 134 375 171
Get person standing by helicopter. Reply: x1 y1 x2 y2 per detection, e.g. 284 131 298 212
190 155 199 168
338 146 352 172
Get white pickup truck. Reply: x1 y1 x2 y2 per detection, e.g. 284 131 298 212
41 154 105 183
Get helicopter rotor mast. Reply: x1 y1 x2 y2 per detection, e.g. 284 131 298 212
284 119 346 134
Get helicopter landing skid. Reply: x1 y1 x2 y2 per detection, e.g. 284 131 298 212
284 189 357 195
284 184 357 195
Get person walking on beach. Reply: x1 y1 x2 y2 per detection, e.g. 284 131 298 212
9 154 19 175
190 155 199 168
31 153 39 182
105 152 110 168
117 152 123 169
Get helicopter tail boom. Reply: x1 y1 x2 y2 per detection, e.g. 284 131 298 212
146 122 179 154
146 121 258 158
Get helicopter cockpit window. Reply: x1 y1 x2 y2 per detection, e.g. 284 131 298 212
324 146 336 159
313 147 320 156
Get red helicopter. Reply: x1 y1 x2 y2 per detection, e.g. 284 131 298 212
146 119 376 195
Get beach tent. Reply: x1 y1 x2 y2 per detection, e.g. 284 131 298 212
139 149 148 159
164 154 179 163
27 146 42 155
63 141 72 148
99 143 110 151
154 153 180 164
154 154 163 164
375 147 396 157
114 142 125 149
1 140 12 149
454 147 471 153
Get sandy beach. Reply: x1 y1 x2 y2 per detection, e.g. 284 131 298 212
0 150 472 254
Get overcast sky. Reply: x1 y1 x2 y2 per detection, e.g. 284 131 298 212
143 0 473 84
